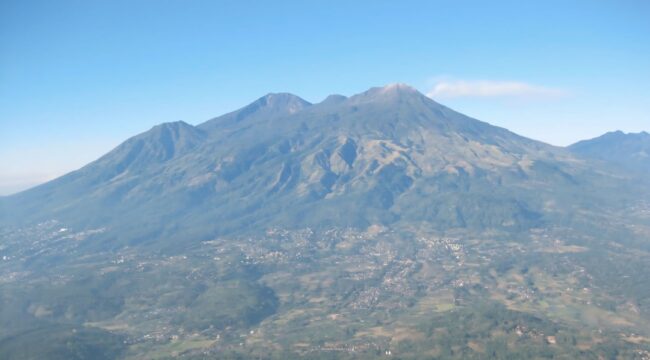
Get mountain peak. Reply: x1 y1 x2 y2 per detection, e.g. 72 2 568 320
151 120 194 131
320 94 348 105
585 130 650 141
145 121 205 144
349 83 428 104
199 93 311 131
379 83 419 94
569 130 650 172
370 83 421 97
257 92 311 114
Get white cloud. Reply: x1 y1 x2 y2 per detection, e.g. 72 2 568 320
427 79 567 99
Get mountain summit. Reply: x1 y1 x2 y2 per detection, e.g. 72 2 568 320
360 83 421 97
199 92 311 132
569 130 650 173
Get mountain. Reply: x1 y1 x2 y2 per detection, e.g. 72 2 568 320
569 130 650 173
2 84 631 247
1 85 650 359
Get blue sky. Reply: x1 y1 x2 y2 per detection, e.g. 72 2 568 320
1 0 649 195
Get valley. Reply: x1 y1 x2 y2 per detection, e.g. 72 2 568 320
2 215 649 359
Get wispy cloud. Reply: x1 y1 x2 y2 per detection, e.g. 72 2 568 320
427 79 567 99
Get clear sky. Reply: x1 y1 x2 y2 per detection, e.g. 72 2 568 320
1 0 649 195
